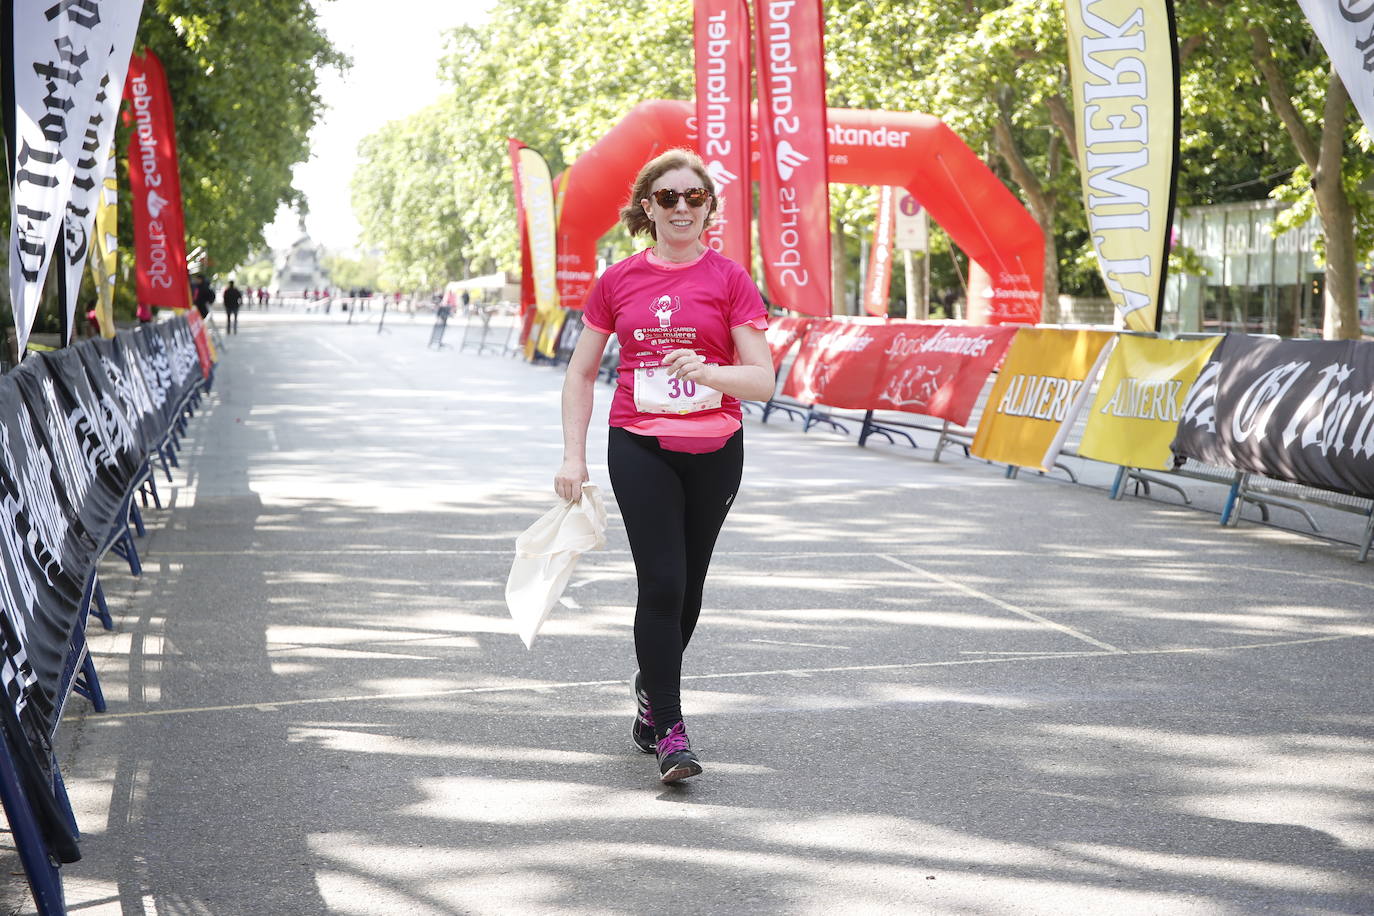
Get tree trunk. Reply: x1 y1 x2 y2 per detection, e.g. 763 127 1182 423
1249 33 1360 339
1315 182 1359 339
992 92 1062 323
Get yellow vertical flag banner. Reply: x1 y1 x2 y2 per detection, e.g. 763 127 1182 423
516 147 560 358
971 328 1116 471
1078 335 1220 470
1064 0 1179 332
90 145 119 338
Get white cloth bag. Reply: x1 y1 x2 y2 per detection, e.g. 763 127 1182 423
505 484 607 648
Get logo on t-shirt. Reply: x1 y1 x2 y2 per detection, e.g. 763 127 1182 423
650 295 681 329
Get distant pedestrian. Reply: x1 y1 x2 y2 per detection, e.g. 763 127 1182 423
554 148 773 784
191 275 215 320
223 281 243 333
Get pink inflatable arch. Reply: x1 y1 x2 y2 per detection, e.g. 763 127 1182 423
554 99 1043 325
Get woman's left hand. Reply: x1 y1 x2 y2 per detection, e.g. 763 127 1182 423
662 348 715 385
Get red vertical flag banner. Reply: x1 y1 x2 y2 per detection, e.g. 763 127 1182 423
507 138 537 320
863 186 896 317
753 0 832 317
694 0 753 269
123 49 191 310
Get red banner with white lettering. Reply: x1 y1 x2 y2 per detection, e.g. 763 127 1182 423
784 320 1017 425
764 316 812 371
694 0 752 269
754 0 831 317
864 186 896 316
507 138 536 319
123 50 190 310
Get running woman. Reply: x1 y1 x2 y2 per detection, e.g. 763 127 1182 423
554 149 774 783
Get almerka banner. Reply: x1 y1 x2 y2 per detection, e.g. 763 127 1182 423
90 144 119 338
1064 0 1179 332
123 49 191 310
5 0 128 356
1296 0 1374 137
60 0 145 340
694 0 752 268
1172 334 1374 498
753 0 832 317
971 327 1116 471
514 144 559 321
782 320 1017 426
1078 334 1220 470
863 187 896 317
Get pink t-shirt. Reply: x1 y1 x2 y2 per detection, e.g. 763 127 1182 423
582 247 768 433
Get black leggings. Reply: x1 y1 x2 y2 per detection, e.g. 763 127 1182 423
608 426 743 735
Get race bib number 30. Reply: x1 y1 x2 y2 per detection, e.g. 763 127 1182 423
633 366 723 414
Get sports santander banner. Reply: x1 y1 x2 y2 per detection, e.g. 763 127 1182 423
694 0 752 268
5 1 129 354
864 187 896 317
1172 334 1374 498
1078 335 1220 470
1296 0 1374 137
1064 0 1180 332
124 49 192 310
754 0 832 317
59 0 145 339
783 320 1017 425
971 327 1116 471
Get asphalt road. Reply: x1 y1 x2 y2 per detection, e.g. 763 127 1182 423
4 307 1372 915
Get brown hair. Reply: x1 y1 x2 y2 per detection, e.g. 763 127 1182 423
618 148 717 240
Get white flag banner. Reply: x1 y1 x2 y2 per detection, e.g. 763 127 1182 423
6 0 128 355
59 0 145 341
1296 0 1374 137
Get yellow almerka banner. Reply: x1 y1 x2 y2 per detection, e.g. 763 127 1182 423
90 145 119 338
1078 335 1220 470
971 328 1116 471
1064 0 1177 332
517 147 559 322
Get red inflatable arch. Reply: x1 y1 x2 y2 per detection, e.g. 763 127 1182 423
554 99 1044 325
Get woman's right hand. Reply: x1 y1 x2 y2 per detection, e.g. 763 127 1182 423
554 458 589 503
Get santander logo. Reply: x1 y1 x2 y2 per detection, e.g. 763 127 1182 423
706 160 737 189
147 190 169 219
775 141 808 180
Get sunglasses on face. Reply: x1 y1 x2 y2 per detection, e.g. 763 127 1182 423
650 187 712 208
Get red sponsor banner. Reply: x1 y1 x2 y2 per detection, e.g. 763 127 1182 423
864 187 896 316
968 260 1040 326
764 316 812 371
754 0 831 317
185 309 213 378
123 50 191 310
784 320 1017 425
694 0 752 269
783 318 888 405
507 139 537 322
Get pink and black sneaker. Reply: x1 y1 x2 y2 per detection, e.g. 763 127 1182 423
655 721 702 784
632 671 655 753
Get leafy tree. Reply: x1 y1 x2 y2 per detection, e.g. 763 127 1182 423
1179 2 1373 339
1 0 346 339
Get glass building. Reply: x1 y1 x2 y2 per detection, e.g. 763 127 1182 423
1164 199 1373 338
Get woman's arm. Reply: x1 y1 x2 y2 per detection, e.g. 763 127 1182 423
555 328 611 501
661 324 775 403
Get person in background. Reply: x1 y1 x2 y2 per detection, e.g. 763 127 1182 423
223 281 243 334
554 148 774 784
